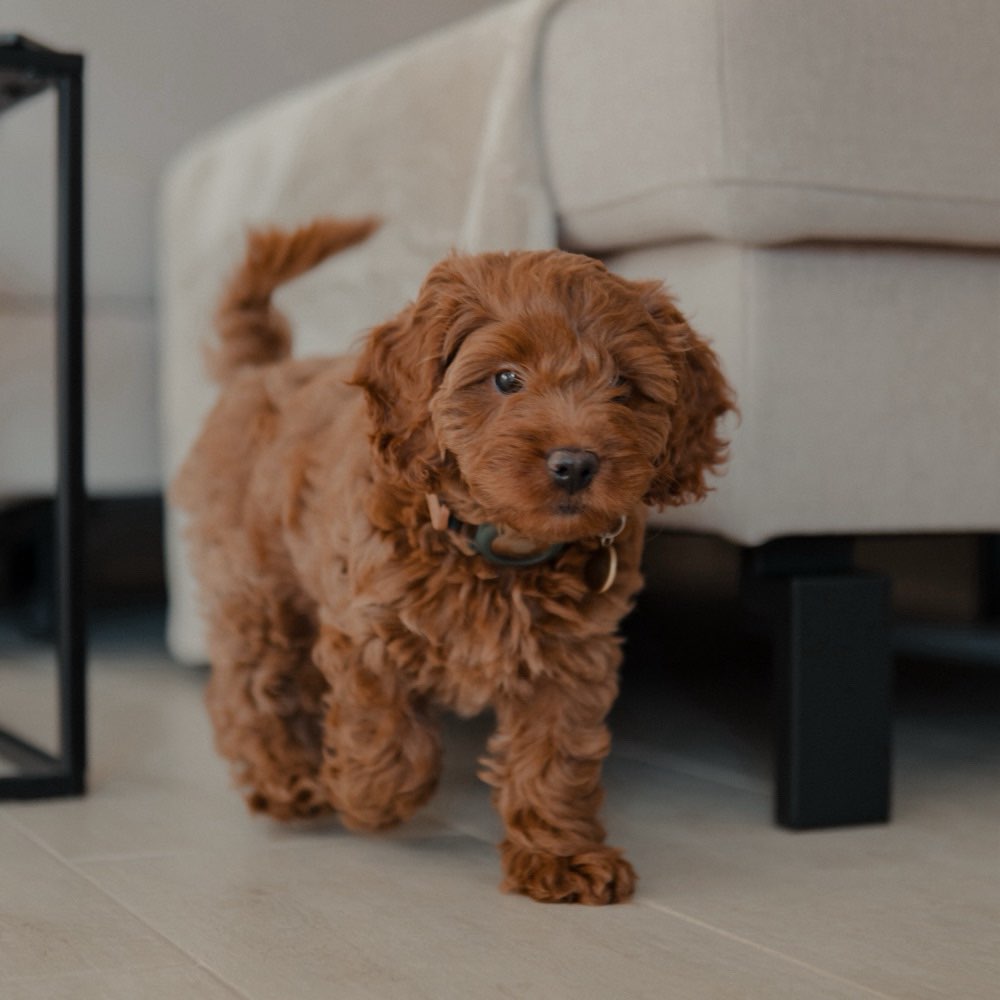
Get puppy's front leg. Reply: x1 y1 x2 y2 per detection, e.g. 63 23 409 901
314 629 441 832
484 676 636 905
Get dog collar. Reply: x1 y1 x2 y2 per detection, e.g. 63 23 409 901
425 494 626 589
465 522 566 567
426 494 565 567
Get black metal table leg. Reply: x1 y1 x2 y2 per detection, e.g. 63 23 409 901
55 57 87 796
0 36 87 799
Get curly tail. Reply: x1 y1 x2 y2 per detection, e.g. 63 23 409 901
208 216 379 381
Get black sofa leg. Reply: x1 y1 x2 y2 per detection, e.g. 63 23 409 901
979 534 999 622
744 538 893 829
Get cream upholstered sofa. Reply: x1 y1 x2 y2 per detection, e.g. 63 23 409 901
160 0 1000 828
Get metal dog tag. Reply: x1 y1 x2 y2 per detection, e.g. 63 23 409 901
584 516 626 594
584 543 618 594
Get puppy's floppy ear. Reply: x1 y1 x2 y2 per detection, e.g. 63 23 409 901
351 256 488 491
638 283 736 507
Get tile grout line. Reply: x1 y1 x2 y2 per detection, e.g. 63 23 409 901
639 898 903 1000
2 812 254 1000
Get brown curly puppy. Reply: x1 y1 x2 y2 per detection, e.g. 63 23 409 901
173 217 734 905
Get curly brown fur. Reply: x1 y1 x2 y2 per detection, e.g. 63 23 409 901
173 217 735 904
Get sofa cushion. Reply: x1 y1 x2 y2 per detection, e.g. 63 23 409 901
542 0 1000 251
607 241 1000 544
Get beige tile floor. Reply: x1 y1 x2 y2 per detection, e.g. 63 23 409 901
1 609 997 1000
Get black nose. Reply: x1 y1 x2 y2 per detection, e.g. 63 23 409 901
546 448 600 494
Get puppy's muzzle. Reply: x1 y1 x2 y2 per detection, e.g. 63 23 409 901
546 448 600 494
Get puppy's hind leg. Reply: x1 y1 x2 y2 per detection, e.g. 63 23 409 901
204 588 331 821
313 627 442 832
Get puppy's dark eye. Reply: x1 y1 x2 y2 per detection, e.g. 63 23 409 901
610 373 631 402
494 370 524 395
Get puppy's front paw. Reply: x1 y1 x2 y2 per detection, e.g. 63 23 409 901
500 842 636 905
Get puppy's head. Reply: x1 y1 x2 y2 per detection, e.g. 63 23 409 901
353 251 734 543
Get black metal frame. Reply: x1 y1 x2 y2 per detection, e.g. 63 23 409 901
0 35 86 799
